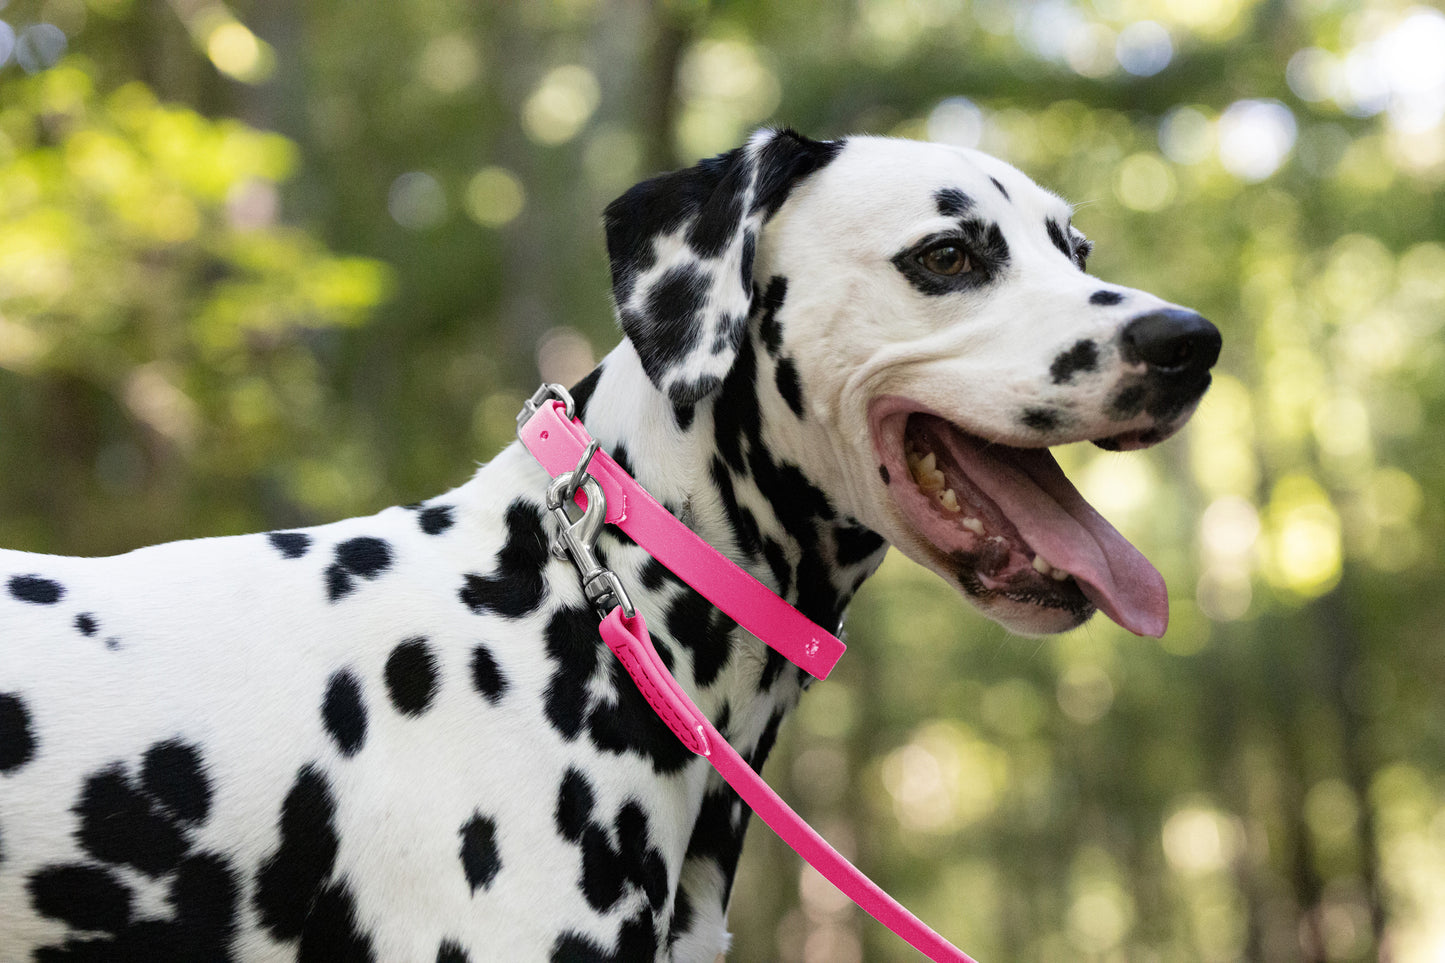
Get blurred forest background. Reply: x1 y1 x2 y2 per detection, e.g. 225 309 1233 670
2 0 1443 960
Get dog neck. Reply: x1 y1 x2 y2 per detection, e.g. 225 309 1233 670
567 336 888 689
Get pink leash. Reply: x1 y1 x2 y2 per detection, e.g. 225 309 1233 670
517 385 977 963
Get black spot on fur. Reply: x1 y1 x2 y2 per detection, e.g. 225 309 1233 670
336 537 391 577
268 532 312 559
610 443 636 479
385 638 440 717
29 853 240 960
621 265 708 391
709 456 762 560
1023 408 1059 431
28 864 134 932
713 334 760 474
75 612 98 637
1090 289 1124 306
878 464 890 485
253 766 341 940
762 538 792 599
663 586 736 689
322 670 368 756
571 798 668 916
326 537 393 602
935 187 974 217
990 176 1010 200
1051 339 1099 384
775 357 804 417
756 276 788 356
649 266 709 333
835 523 885 567
550 910 658 963
579 822 626 912
617 802 669 911
750 710 786 773
438 941 472 963
739 231 756 294
326 566 354 602
420 505 455 535
0 693 37 773
587 655 694 774
74 765 189 876
8 574 63 604
297 882 374 962
570 366 602 422
673 400 696 431
543 605 603 741
667 886 694 951
556 767 596 843
460 500 549 618
140 741 211 824
469 644 509 705
758 647 790 692
459 812 501 894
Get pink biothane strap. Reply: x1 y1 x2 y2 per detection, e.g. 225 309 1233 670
518 399 846 680
600 609 976 963
520 397 978 963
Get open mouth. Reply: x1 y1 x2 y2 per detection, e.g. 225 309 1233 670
871 400 1168 637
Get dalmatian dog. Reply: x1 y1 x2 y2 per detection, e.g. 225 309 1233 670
0 130 1219 962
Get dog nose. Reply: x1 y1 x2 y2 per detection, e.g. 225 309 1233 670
1120 309 1221 379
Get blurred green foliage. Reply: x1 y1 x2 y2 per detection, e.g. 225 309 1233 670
2 1 1444 961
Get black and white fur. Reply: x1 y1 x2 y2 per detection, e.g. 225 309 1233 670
0 130 1218 961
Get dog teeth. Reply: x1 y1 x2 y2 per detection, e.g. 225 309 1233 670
908 449 946 493
1031 554 1072 581
905 448 993 533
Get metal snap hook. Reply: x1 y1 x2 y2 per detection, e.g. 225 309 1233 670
545 472 635 619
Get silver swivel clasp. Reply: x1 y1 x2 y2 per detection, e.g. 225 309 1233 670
545 440 636 619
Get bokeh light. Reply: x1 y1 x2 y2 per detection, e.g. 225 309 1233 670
1115 20 1173 77
522 64 600 146
15 22 65 73
387 171 446 230
464 166 525 228
1217 98 1296 181
0 21 16 68
926 97 984 149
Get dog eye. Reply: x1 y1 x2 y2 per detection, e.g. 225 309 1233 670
919 244 971 276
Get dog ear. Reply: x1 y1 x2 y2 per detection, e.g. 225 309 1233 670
604 128 841 405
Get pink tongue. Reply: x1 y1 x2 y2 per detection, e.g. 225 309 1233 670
950 436 1168 637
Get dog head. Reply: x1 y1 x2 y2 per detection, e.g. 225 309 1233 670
604 131 1220 639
